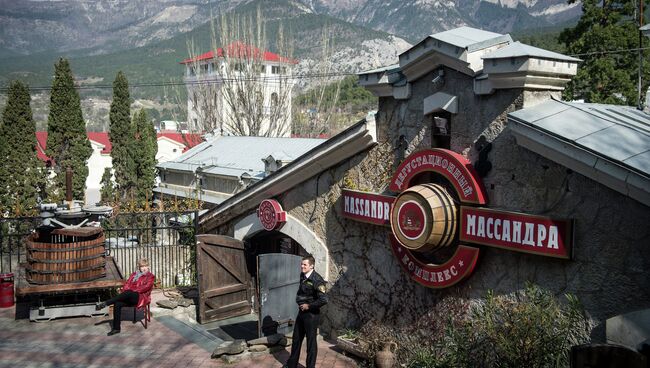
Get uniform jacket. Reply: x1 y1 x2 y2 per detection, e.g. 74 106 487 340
123 271 155 309
296 271 327 313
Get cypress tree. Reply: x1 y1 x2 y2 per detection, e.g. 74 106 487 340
46 58 92 200
109 71 135 198
132 109 158 205
0 81 44 216
99 167 115 204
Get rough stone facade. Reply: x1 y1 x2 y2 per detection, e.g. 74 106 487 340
216 65 649 342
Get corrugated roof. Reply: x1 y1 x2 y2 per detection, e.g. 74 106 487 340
157 136 326 179
510 100 650 175
508 99 650 206
430 26 510 51
358 64 400 75
482 41 581 62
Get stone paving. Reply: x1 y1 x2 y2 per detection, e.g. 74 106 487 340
0 290 359 368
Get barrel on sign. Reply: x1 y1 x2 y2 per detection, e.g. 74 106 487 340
390 183 458 252
25 227 106 284
0 273 14 308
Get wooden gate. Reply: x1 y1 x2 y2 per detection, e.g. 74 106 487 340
257 253 301 337
196 234 251 324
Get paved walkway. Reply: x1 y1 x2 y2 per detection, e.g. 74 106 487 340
0 291 358 368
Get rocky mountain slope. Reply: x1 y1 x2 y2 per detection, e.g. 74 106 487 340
0 0 245 56
0 0 579 57
294 0 580 42
0 0 410 130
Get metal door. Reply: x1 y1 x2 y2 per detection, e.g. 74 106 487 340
257 253 301 337
196 234 251 324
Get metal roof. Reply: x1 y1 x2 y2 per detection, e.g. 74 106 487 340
158 136 326 178
430 26 511 52
482 41 581 62
358 64 400 75
509 99 650 206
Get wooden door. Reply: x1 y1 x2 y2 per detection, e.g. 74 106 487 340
196 234 250 324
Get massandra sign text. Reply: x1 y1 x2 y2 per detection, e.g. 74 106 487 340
341 148 574 288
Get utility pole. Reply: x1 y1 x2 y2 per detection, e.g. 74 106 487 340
639 0 644 110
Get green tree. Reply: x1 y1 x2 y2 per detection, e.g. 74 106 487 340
46 58 92 200
99 167 115 204
132 109 158 205
109 71 135 197
559 0 650 105
0 81 45 216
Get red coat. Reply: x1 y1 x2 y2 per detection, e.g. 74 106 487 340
123 271 155 309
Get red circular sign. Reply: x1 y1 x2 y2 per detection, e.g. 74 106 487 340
396 200 426 240
258 199 287 231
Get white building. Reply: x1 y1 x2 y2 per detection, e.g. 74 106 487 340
181 42 295 137
36 131 202 205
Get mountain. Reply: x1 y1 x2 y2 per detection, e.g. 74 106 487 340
0 0 580 131
0 0 579 58
293 0 581 43
0 1 410 88
0 0 244 57
0 0 410 130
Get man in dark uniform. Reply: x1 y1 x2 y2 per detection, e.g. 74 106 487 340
284 255 327 368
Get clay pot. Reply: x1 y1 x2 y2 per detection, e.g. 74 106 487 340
375 341 397 368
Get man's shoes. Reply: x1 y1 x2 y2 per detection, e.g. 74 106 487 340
95 302 106 311
107 329 120 336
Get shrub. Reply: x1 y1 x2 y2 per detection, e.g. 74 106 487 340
440 283 593 368
355 284 593 368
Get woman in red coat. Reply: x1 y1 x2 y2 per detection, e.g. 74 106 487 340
96 258 155 336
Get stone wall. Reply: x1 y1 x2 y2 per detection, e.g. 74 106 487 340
218 67 650 341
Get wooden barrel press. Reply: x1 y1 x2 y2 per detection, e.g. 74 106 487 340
25 227 106 284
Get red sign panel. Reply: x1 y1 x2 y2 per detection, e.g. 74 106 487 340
257 199 287 231
390 235 479 288
395 200 427 240
341 189 395 226
389 149 487 205
460 207 573 259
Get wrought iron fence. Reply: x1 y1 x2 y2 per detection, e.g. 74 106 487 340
102 211 198 288
0 217 42 274
0 210 198 288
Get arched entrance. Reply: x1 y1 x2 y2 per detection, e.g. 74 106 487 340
233 212 329 280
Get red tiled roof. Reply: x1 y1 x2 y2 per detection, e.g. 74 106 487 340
87 132 112 154
157 132 204 152
34 131 204 162
35 131 48 162
180 41 297 64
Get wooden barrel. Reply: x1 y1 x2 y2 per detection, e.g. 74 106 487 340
390 183 458 252
25 227 106 284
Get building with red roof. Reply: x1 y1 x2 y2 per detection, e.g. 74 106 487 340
35 131 203 205
181 42 296 138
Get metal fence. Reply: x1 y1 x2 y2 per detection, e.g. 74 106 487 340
0 217 42 274
103 211 198 288
0 210 198 288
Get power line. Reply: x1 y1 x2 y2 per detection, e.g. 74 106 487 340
2 45 649 92
0 71 360 92
569 46 650 57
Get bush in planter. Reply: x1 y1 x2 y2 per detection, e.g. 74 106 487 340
356 284 593 367
439 283 594 368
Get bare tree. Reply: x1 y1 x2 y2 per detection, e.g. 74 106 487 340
183 7 294 137
292 26 344 138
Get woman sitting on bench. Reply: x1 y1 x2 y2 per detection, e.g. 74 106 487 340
96 258 155 336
